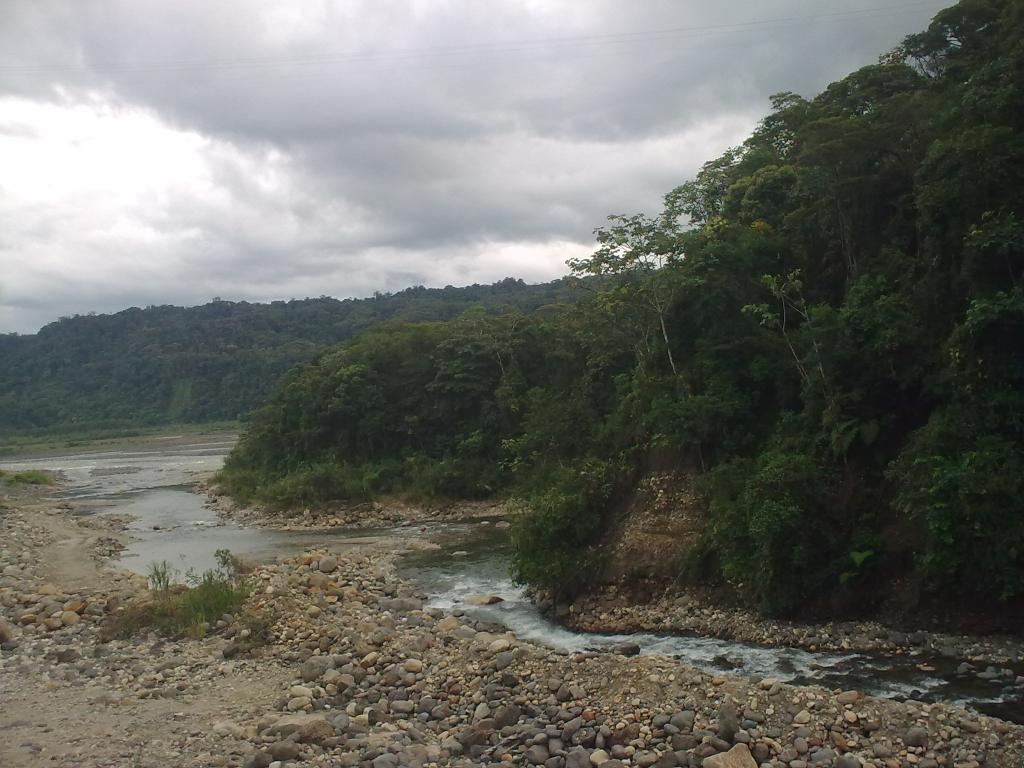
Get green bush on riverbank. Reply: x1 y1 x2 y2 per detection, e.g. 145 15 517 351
0 469 55 486
109 551 252 638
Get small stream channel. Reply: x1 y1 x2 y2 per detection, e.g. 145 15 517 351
2 434 1021 722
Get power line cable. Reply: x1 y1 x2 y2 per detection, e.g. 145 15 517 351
0 1 943 75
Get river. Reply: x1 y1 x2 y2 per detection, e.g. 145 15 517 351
2 432 1021 722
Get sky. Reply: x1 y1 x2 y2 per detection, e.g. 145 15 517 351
0 0 950 334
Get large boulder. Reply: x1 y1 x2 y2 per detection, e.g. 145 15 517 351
300 655 334 682
268 714 336 744
701 743 757 768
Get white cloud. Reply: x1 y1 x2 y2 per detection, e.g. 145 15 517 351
0 0 951 333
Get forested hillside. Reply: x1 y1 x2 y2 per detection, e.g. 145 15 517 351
0 279 576 434
220 0 1024 620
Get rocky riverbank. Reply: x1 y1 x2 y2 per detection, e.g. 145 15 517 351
203 484 509 530
204 480 1024 677
4 485 1024 767
555 587 1024 672
227 549 1024 768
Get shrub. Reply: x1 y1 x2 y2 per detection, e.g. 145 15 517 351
511 458 618 601
893 416 1024 601
109 550 253 638
707 439 836 617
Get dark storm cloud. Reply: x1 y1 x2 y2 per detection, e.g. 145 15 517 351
0 0 950 333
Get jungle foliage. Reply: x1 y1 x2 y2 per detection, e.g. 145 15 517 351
0 279 576 435
222 0 1023 616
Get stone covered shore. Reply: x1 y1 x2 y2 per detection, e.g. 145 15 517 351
558 588 1024 671
206 484 1024 671
2 490 1023 767
202 484 507 530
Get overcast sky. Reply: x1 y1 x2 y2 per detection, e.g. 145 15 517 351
0 0 948 333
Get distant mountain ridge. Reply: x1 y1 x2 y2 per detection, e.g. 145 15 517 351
0 278 578 434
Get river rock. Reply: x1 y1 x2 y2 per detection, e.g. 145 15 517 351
489 637 511 653
494 704 522 729
289 684 313 699
0 619 14 643
268 740 301 761
271 713 335 744
718 699 739 742
213 719 245 738
465 595 504 606
380 596 423 612
904 726 928 747
525 744 550 765
436 616 461 632
243 752 272 768
701 743 757 768
566 748 592 768
611 642 640 657
318 556 338 573
301 656 333 681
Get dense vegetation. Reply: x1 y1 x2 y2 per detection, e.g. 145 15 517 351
224 0 1022 620
0 279 576 435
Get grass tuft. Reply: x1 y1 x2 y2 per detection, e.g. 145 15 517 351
0 469 56 486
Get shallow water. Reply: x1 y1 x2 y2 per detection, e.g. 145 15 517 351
398 521 1024 722
2 434 1021 721
0 434 414 574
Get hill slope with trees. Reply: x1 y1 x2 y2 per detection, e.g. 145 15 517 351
0 279 577 435
222 0 1024 622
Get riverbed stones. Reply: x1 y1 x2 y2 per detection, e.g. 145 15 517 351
5 482 1024 768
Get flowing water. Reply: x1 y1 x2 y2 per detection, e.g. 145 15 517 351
2 433 1021 721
